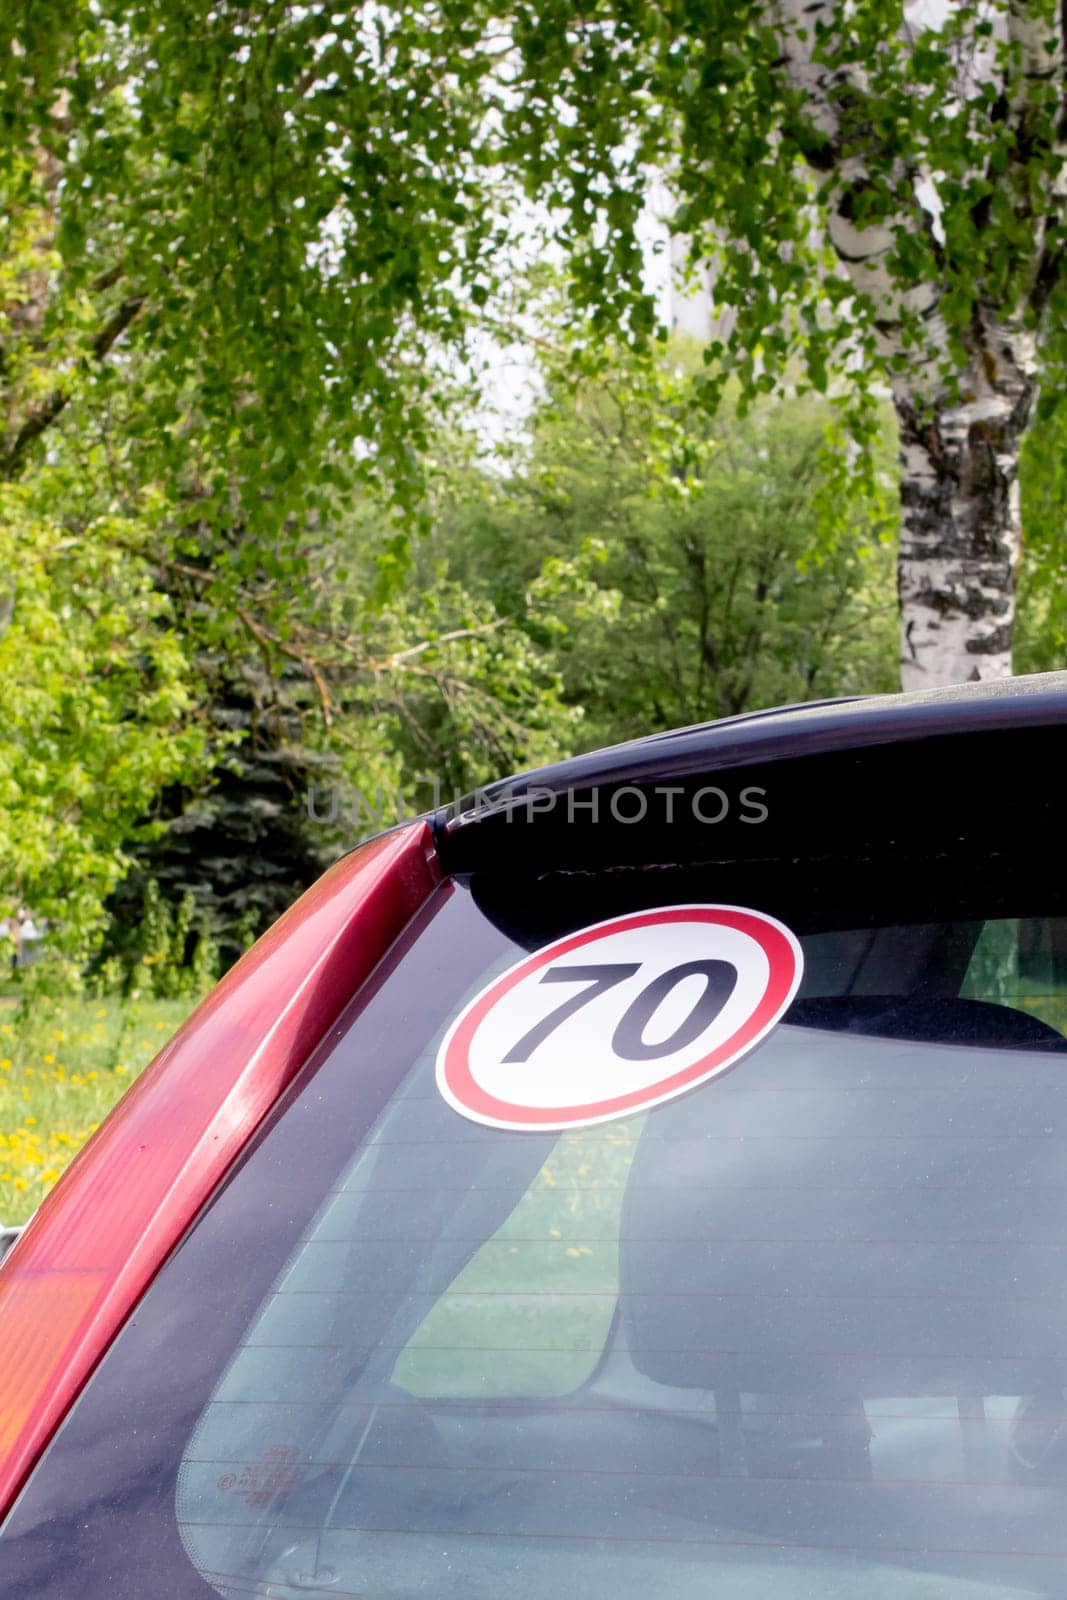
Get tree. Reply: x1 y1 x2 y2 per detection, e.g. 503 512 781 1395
485 0 1067 687
0 467 205 964
432 345 899 742
0 4 505 541
308 482 589 806
100 654 339 978
4 0 1063 715
768 0 1064 687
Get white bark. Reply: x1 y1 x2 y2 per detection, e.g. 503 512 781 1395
893 313 1037 688
771 0 1062 688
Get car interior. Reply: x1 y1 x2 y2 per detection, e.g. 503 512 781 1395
172 904 1067 1600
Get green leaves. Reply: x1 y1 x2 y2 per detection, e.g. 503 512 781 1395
2 0 1066 960
0 473 207 957
2 0 522 541
3 0 1067 471
418 335 899 746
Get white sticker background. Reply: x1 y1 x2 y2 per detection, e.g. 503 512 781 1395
467 920 769 1109
437 904 803 1131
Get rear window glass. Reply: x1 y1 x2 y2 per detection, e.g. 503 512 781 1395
5 884 1067 1600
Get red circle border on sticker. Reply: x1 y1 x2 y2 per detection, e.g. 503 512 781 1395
437 904 802 1129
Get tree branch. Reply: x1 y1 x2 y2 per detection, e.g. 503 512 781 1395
385 615 513 667
234 603 335 727
771 0 948 392
2 293 146 476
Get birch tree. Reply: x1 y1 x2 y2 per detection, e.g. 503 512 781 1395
489 0 1067 688
5 2 1067 689
771 0 1065 683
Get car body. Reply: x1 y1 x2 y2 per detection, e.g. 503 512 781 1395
1 672 1067 1599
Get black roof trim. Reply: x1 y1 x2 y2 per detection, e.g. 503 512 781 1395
434 671 1067 846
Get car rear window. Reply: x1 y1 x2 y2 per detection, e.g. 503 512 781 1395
4 879 1067 1600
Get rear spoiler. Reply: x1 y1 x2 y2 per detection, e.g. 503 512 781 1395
427 672 1067 943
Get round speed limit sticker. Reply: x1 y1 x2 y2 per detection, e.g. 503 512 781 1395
436 904 803 1131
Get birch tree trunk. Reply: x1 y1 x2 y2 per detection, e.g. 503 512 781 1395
773 0 1059 690
893 329 1037 688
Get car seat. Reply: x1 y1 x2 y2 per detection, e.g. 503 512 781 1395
615 996 1067 1482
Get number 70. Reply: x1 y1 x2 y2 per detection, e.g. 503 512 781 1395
504 960 737 1065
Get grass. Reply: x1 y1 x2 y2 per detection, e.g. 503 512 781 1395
0 993 198 1226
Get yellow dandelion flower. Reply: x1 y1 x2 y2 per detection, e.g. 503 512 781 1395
43 1052 55 1065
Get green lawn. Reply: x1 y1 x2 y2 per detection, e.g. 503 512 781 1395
0 993 197 1225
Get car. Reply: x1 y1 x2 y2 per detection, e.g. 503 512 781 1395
1 671 1067 1599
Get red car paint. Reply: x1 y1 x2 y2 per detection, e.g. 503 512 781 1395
0 822 440 1516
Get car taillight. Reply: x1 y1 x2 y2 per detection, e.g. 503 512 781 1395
0 822 441 1518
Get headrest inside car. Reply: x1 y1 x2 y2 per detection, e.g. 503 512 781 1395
618 1013 1067 1402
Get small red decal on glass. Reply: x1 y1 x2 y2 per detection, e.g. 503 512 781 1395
436 904 803 1131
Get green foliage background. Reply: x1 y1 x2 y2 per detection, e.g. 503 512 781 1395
1 2 1066 989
